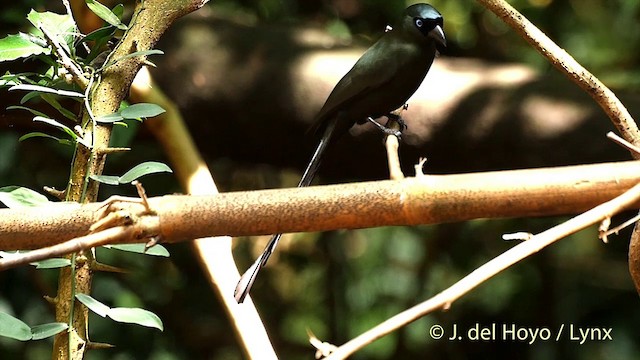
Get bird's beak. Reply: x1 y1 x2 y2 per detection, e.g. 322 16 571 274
428 25 446 50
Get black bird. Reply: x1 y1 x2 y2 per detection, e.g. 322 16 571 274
235 3 446 303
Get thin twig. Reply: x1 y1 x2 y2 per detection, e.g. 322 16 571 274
39 25 89 89
385 133 404 180
601 213 640 241
607 131 640 156
0 226 137 270
323 182 640 359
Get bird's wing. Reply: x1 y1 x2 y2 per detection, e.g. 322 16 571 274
312 37 403 128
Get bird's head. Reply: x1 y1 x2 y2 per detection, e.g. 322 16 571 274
400 3 446 53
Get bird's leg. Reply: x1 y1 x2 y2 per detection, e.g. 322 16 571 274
366 117 403 138
386 103 409 133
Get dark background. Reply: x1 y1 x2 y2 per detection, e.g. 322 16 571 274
1 0 639 359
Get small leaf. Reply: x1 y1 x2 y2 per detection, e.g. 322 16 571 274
106 244 170 257
41 93 79 121
31 258 72 269
75 294 163 331
120 103 165 120
0 186 49 208
0 313 32 341
33 116 78 140
19 132 73 145
0 33 49 62
7 105 48 118
107 308 163 330
20 91 42 104
89 174 120 185
9 84 85 98
82 26 116 43
119 161 172 184
95 113 124 123
111 4 125 18
75 294 110 317
31 323 68 340
85 0 127 30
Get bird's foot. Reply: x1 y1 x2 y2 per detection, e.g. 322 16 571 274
366 117 403 138
385 113 407 133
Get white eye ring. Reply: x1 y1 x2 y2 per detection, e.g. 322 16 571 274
415 18 423 27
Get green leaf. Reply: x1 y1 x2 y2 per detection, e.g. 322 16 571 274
27 10 77 49
91 162 171 185
85 0 127 30
119 161 172 184
9 84 85 98
0 33 49 62
41 93 79 121
7 105 49 118
76 294 110 317
89 174 120 185
31 258 72 269
111 4 125 18
105 244 170 257
32 116 78 141
120 103 165 120
75 294 163 330
82 26 116 43
30 323 68 340
19 132 73 145
20 91 42 104
95 113 124 123
0 313 32 341
107 308 163 330
0 186 49 208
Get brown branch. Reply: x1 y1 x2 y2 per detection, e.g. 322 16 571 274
476 0 640 300
323 180 640 359
3 160 640 251
475 0 640 148
53 1 208 358
385 133 403 180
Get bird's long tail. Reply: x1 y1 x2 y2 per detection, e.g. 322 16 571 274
234 119 338 303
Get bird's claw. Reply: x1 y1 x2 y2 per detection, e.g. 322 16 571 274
366 117 404 139
385 113 407 133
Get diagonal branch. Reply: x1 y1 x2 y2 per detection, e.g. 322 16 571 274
322 181 640 359
475 0 639 148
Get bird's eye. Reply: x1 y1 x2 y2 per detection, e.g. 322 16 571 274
415 18 423 28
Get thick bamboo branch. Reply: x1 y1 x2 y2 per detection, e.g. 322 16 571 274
130 70 277 359
2 161 640 251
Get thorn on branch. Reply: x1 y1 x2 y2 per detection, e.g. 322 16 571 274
607 131 640 156
96 147 131 155
43 186 66 200
599 212 640 243
308 328 337 359
502 232 534 241
415 157 428 177
599 217 612 243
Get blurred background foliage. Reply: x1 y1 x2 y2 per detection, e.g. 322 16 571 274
1 0 640 359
